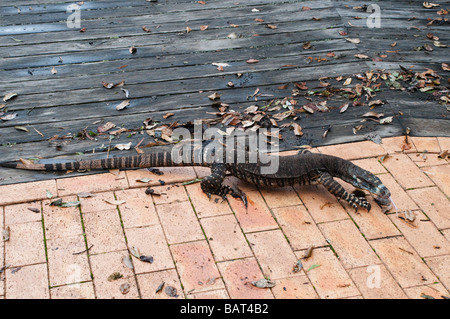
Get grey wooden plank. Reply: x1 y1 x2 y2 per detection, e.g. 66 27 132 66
0 6 339 57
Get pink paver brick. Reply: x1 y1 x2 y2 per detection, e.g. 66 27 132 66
89 250 140 299
56 172 128 196
42 197 83 240
151 184 189 205
317 140 386 160
247 229 299 280
188 289 230 299
347 264 408 299
137 269 185 299
50 282 96 299
407 187 450 229
5 221 46 267
318 219 379 269
437 137 450 151
381 153 434 189
422 165 450 197
4 201 41 225
185 182 233 218
259 186 303 208
345 197 400 240
46 235 91 287
156 200 204 244
200 214 253 261
126 167 196 188
403 283 450 299
272 205 327 251
377 173 418 211
388 211 450 258
124 224 174 274
424 255 450 291
408 152 448 167
298 247 359 299
82 209 127 254
217 257 274 299
193 166 211 179
5 263 49 299
295 184 349 223
78 191 116 213
228 190 278 233
380 136 417 154
351 158 387 175
369 236 438 288
271 275 319 299
115 188 159 228
170 240 224 294
0 179 57 206
410 136 441 153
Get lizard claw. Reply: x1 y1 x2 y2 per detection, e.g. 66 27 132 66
230 187 248 209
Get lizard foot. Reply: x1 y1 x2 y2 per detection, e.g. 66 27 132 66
347 194 371 212
201 183 248 208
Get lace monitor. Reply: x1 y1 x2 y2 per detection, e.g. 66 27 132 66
0 147 390 211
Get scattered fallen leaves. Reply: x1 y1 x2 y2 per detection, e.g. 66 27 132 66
291 122 303 136
104 199 126 206
114 142 132 150
1 113 17 121
438 150 449 158
302 41 312 50
14 126 29 132
97 121 116 133
251 278 276 288
345 37 361 44
115 100 130 111
3 92 18 102
379 116 393 124
423 2 440 8
129 46 137 54
293 82 308 90
208 92 221 100
354 54 369 59
200 25 209 31
165 286 179 298
339 103 349 113
362 111 384 118
368 99 384 107
246 58 259 64
306 264 320 272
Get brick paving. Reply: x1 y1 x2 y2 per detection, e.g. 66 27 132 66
0 136 449 299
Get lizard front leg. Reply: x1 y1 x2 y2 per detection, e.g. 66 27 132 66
200 163 248 207
318 172 371 212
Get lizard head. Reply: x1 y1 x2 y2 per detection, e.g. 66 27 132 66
347 166 391 199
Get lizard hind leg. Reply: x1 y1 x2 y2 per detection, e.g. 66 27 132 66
200 163 248 207
318 172 371 212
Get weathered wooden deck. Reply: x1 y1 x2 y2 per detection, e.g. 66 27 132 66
0 0 449 185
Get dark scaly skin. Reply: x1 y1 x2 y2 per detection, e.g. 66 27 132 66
0 148 390 211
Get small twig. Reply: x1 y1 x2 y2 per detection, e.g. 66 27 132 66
72 245 94 255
